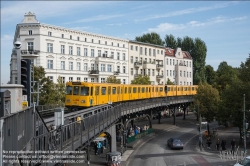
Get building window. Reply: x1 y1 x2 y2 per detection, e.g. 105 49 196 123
103 51 108 57
100 64 105 72
77 62 81 71
91 49 94 57
148 69 150 76
123 66 126 73
84 78 88 82
140 47 143 55
157 50 159 54
130 56 133 63
123 79 126 84
180 70 182 77
100 78 105 83
170 70 172 76
84 63 88 71
117 43 119 47
166 58 168 65
123 44 125 48
61 77 65 83
84 48 88 56
61 45 65 54
184 71 186 77
70 35 72 39
140 69 143 75
69 77 73 82
117 66 120 73
167 70 168 76
152 69 155 76
170 59 172 65
161 50 163 55
173 70 175 77
153 49 156 56
77 37 80 41
27 42 34 51
190 72 191 78
131 68 133 75
173 59 175 65
48 31 52 36
47 60 53 69
130 45 133 50
48 76 53 81
149 48 151 56
135 57 138 62
107 65 112 72
77 47 81 56
91 64 95 70
117 53 120 60
28 30 32 35
69 46 73 55
47 43 53 53
62 34 64 38
61 61 65 70
135 46 138 51
123 53 126 60
110 52 114 58
69 62 73 70
77 77 81 81
180 81 182 85
145 48 147 55
98 50 101 57
91 78 94 82
98 40 100 44
105 41 107 45
96 64 99 70
111 42 113 46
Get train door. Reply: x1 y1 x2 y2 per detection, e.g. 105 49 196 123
90 86 94 106
117 86 120 101
108 86 111 104
129 87 132 100
138 87 141 99
95 86 100 105
120 86 123 101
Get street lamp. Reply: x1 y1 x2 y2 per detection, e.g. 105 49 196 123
243 94 246 155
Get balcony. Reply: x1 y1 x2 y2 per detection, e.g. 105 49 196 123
143 61 156 69
134 62 142 68
156 75 164 79
88 70 99 75
156 64 164 70
114 71 120 75
96 55 114 63
134 74 139 79
20 50 40 58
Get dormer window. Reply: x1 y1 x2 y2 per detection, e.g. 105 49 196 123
28 30 32 35
178 52 180 56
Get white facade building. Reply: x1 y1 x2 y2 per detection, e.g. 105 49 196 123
128 41 165 85
10 12 129 84
165 47 193 85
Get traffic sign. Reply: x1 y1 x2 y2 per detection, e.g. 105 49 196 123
22 101 28 110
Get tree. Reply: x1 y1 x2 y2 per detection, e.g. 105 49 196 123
164 34 177 48
194 82 220 133
54 76 66 106
166 78 174 85
135 32 164 46
131 75 151 85
106 75 121 84
205 65 217 85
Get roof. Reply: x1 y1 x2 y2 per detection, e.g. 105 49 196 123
129 40 165 48
165 47 192 59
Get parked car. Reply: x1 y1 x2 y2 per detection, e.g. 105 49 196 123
167 138 184 150
234 156 250 166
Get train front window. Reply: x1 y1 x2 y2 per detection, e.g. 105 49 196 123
73 86 79 95
80 87 89 96
66 86 72 95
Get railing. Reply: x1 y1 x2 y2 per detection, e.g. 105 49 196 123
114 71 120 75
89 70 99 74
134 62 142 67
156 64 164 68
21 50 40 55
156 75 164 79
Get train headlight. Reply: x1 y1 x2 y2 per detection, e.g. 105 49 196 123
67 99 70 103
81 100 85 103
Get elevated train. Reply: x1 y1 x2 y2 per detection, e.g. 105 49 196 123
65 82 198 111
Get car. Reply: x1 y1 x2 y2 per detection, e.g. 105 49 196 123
234 156 250 166
167 138 184 150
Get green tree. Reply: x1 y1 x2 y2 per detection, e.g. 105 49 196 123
54 76 66 106
164 34 177 48
135 32 164 46
205 65 217 85
131 75 151 85
106 75 121 84
166 78 174 85
194 82 220 133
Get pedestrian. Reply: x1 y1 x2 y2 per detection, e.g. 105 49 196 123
97 141 102 156
94 142 98 155
221 139 226 151
199 135 203 149
216 138 220 151
206 137 212 149
231 139 236 155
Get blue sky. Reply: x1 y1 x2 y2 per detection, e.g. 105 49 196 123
1 1 250 84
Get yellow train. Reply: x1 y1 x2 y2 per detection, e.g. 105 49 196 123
65 82 198 110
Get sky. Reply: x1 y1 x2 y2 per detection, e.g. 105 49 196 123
1 1 250 84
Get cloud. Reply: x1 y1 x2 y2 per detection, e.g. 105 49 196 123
106 22 128 26
1 35 13 42
65 14 124 24
148 16 247 33
135 2 239 22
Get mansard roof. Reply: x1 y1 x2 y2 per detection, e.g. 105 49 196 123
165 47 192 60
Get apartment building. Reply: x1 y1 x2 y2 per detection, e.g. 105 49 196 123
128 41 165 85
10 12 129 84
165 47 193 85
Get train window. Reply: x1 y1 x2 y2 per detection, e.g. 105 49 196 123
133 87 137 93
129 87 131 93
118 87 120 94
160 87 163 92
178 87 180 91
112 87 116 94
142 87 145 93
102 87 106 95
125 87 127 94
66 86 72 95
156 88 158 92
168 87 170 91
90 87 93 96
108 87 111 94
152 87 154 92
80 87 89 96
192 87 194 91
95 86 99 95
146 87 148 92
73 86 79 95
138 87 140 93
